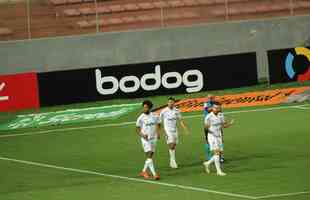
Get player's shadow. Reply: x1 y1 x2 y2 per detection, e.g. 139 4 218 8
159 160 206 176
227 154 270 162
224 154 287 173
160 153 287 175
227 164 286 173
180 160 204 168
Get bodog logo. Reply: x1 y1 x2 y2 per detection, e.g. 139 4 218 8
95 65 203 95
285 47 310 82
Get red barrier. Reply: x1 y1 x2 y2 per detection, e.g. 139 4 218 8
0 72 39 112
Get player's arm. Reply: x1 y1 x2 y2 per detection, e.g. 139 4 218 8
222 119 234 128
204 115 212 133
177 111 189 134
180 119 189 134
156 124 160 140
158 112 167 137
136 118 148 140
204 117 211 129
204 122 210 130
155 116 161 140
204 122 214 135
158 112 163 132
136 127 148 140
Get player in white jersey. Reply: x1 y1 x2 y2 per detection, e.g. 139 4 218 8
159 97 189 169
203 103 233 176
136 100 160 180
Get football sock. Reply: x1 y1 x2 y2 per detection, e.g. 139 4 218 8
147 158 156 176
205 143 212 160
142 159 149 172
214 155 223 173
169 149 176 162
206 155 215 165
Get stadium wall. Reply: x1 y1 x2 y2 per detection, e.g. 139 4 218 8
0 15 310 80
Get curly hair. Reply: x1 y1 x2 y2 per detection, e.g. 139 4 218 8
142 100 153 109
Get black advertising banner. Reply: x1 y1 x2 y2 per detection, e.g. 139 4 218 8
268 47 310 84
38 53 258 106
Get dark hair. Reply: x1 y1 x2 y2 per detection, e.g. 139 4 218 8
142 100 153 109
168 97 176 102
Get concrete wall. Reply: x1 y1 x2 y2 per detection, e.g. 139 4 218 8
1 15 310 80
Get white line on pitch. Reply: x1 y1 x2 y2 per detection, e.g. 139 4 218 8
0 105 301 138
294 105 310 110
0 156 256 200
256 191 310 199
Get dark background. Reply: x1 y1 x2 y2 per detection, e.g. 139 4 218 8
268 47 310 84
38 53 258 107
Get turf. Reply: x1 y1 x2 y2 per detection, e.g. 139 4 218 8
0 83 310 200
0 81 309 135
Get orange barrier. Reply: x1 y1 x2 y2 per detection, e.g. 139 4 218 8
155 86 310 113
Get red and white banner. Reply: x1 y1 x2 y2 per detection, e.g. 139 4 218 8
0 72 39 112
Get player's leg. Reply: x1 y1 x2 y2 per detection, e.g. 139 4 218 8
203 134 215 173
145 151 158 178
167 132 178 168
204 150 225 175
204 128 212 160
140 139 151 179
203 136 226 176
213 149 226 176
168 142 178 168
140 139 159 180
220 143 225 163
143 139 159 180
213 137 225 176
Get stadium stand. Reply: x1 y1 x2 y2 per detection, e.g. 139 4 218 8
0 28 13 36
0 0 309 41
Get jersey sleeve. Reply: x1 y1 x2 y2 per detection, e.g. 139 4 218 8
159 110 164 123
155 115 160 124
204 114 211 125
219 113 226 123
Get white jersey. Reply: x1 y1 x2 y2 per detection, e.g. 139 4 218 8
136 112 159 139
218 112 225 137
159 107 182 132
204 112 223 137
218 112 225 124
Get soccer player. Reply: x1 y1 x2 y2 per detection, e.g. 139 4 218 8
203 103 233 176
203 95 216 160
136 100 160 180
159 97 188 169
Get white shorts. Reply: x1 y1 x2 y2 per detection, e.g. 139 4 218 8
207 134 223 151
141 138 157 153
165 130 179 144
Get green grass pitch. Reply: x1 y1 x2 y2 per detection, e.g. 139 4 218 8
0 84 309 200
